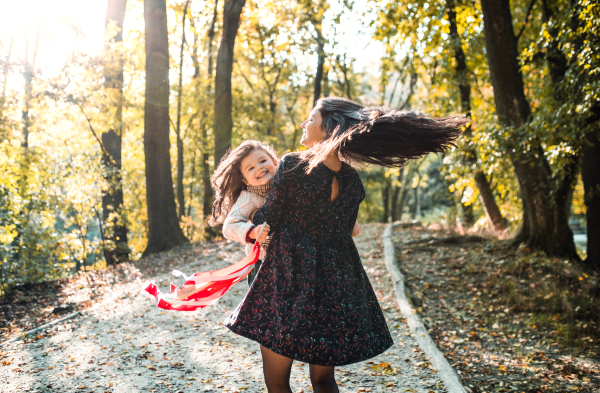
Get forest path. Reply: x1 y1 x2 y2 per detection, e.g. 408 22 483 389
1 224 443 393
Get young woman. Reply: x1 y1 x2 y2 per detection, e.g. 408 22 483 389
211 140 361 287
224 97 466 392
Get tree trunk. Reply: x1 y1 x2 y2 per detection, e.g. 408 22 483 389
401 70 417 109
143 0 189 256
474 171 506 233
313 28 324 107
581 129 600 269
323 63 330 98
398 163 416 221
203 0 219 236
480 0 577 258
101 0 129 266
20 10 43 192
447 0 505 232
412 168 422 220
381 175 391 223
213 0 246 165
0 21 15 134
175 0 190 221
391 169 404 222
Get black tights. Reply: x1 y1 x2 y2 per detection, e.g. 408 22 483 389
260 345 339 393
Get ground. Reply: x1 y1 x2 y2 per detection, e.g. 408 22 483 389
1 224 443 393
392 223 600 393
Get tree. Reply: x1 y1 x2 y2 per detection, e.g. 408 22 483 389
174 0 191 221
143 0 189 256
480 0 577 258
0 21 15 139
190 0 219 236
213 0 247 165
204 0 219 230
446 0 506 234
102 0 129 265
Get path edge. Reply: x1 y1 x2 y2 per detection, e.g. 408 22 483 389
383 223 466 393
0 311 81 348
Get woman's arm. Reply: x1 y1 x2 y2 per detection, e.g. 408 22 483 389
252 154 297 232
348 171 366 234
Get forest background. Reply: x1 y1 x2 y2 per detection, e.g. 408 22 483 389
0 0 598 294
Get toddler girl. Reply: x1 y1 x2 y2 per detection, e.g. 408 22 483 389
209 140 277 287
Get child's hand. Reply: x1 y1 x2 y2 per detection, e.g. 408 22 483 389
352 222 361 237
249 224 270 243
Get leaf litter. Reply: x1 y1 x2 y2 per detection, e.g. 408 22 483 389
393 223 600 393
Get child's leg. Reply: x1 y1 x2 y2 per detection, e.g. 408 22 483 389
309 364 339 393
260 344 293 393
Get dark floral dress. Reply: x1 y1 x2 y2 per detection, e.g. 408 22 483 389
224 153 393 366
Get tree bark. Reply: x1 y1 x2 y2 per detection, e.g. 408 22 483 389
398 163 416 221
213 0 246 165
143 0 188 256
581 129 600 269
447 0 505 232
381 175 391 223
480 0 577 258
391 169 404 222
0 21 15 135
322 63 330 98
474 171 506 233
412 168 422 220
175 0 190 221
313 28 324 107
102 0 129 265
202 0 219 236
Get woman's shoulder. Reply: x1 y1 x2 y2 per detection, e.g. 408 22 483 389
279 152 305 172
342 161 361 179
280 152 302 164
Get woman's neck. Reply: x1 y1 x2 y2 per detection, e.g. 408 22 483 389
322 152 342 173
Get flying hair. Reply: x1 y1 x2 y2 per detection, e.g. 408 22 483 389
298 97 467 173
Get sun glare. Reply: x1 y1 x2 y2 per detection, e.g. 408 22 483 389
0 0 105 80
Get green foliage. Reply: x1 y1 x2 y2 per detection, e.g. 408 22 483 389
0 0 596 292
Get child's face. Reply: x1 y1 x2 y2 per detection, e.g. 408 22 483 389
300 105 325 148
240 149 277 187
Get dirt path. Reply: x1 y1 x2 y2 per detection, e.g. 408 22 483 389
1 224 443 393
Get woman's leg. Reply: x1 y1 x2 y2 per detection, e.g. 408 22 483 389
260 345 294 393
309 364 339 393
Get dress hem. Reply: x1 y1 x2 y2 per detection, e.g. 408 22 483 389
224 322 394 367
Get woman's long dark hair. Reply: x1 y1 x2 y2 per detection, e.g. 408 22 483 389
209 140 279 226
300 97 467 172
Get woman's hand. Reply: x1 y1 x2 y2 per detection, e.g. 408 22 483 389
249 224 270 243
352 222 361 237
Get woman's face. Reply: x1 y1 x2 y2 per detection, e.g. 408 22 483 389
300 105 325 148
240 148 277 187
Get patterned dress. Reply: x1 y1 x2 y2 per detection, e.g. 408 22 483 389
224 153 393 366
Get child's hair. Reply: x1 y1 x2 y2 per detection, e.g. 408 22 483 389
300 97 467 173
209 140 279 226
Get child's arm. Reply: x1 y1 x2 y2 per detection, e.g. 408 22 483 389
223 192 260 245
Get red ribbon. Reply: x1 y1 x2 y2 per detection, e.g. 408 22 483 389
143 241 261 312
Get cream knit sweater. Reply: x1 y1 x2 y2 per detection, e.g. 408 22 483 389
222 183 272 260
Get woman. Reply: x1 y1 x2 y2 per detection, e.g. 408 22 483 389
224 97 466 392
